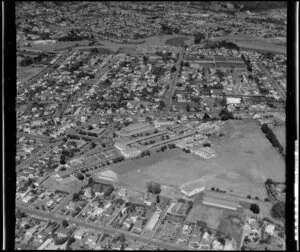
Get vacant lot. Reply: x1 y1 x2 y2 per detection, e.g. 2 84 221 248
187 204 224 229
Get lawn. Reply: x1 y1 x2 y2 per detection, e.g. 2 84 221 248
187 204 224 229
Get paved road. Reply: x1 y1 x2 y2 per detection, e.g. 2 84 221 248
17 206 183 250
166 47 186 110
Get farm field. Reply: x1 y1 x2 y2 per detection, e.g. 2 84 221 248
187 203 224 229
109 119 284 200
272 125 285 148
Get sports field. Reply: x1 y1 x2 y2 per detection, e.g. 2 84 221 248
109 119 284 199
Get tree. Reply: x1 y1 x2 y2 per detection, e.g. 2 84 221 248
16 209 25 219
156 195 160 204
203 142 211 147
250 204 260 214
203 113 210 120
60 155 66 164
62 220 69 227
88 177 94 185
77 173 84 180
72 193 79 201
196 220 207 228
91 142 96 148
146 181 161 194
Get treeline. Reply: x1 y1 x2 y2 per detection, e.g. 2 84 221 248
261 123 284 157
207 40 240 51
19 53 48 67
160 23 180 35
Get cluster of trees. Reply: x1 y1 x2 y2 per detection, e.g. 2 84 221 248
146 181 161 194
66 236 76 250
19 53 48 67
57 30 88 42
141 150 151 157
78 129 98 137
194 32 206 44
219 108 234 121
207 40 240 51
182 148 191 153
74 172 84 180
112 156 125 163
158 100 166 110
160 23 179 35
250 203 260 214
211 187 226 193
241 54 252 72
261 124 284 156
271 201 285 219
159 145 168 152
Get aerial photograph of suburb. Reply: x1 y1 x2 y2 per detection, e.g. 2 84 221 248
14 1 288 250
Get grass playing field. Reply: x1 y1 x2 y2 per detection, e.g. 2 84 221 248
108 119 284 200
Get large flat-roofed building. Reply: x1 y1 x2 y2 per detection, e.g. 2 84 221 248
202 196 241 211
